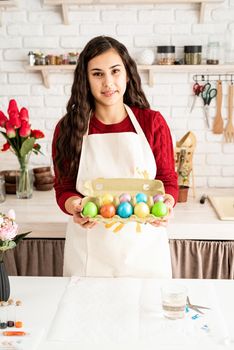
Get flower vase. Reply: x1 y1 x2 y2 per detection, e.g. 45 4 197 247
16 155 33 199
0 260 10 302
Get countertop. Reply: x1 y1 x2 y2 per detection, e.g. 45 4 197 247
0 188 234 240
7 276 234 350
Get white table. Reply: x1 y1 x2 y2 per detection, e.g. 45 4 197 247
7 277 234 350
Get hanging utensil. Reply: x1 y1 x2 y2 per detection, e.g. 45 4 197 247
201 82 217 128
224 83 234 143
190 83 204 113
212 80 224 134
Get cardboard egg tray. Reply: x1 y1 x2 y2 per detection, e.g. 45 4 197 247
81 178 167 224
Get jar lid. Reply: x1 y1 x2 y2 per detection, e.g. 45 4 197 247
184 45 202 53
157 46 175 53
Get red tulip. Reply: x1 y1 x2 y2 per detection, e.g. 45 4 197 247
31 129 44 139
19 120 31 137
0 111 8 127
1 142 10 151
9 112 21 129
19 107 29 122
5 121 16 138
8 99 19 116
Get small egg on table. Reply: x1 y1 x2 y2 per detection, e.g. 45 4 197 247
117 202 133 218
153 194 164 203
136 192 147 203
119 193 131 203
100 204 116 218
102 193 114 205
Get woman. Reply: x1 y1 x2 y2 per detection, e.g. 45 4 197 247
52 36 178 278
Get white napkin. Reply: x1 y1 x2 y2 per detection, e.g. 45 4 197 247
48 277 141 345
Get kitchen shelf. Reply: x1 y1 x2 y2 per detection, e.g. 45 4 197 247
43 0 224 24
26 64 234 88
0 0 18 26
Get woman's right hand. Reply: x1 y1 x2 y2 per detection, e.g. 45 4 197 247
71 198 97 229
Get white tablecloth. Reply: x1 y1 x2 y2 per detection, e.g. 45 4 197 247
6 277 234 350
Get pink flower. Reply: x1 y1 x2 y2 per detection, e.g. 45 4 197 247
0 111 8 127
5 121 16 138
1 142 10 152
0 215 18 241
31 129 44 139
19 107 29 122
19 120 31 137
8 209 16 221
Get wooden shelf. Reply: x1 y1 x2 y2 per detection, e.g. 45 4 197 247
26 64 234 88
0 0 17 25
43 0 224 24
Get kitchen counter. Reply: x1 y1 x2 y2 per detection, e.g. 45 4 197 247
0 187 233 240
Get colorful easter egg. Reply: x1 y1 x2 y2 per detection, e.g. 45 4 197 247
100 204 116 218
136 192 147 203
102 193 114 205
82 201 98 218
151 202 168 217
117 202 133 218
119 193 131 203
153 194 164 203
134 202 150 218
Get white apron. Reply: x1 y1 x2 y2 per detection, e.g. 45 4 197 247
63 105 172 278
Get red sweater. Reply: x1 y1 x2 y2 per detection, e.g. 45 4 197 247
52 106 178 214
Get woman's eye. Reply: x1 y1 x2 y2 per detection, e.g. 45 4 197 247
93 72 103 77
112 69 120 74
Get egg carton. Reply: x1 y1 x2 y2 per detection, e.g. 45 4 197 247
81 177 167 224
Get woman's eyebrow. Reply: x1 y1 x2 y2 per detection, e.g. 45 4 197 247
90 64 122 71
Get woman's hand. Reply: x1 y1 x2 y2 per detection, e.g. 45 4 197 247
150 194 175 228
71 198 98 229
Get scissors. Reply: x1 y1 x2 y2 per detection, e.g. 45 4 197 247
186 296 211 315
201 82 217 128
190 83 205 113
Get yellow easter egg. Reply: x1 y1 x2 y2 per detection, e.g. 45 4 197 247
102 193 114 205
134 202 150 218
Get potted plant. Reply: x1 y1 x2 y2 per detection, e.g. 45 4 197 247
177 148 192 202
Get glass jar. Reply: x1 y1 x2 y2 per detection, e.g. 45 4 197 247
184 46 202 64
206 42 220 64
157 46 175 65
0 175 6 203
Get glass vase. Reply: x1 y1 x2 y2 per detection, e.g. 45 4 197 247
16 154 33 199
0 259 10 302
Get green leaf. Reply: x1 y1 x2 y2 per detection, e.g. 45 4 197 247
20 138 35 157
13 231 31 245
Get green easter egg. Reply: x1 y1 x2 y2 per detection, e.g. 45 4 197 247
82 201 98 218
151 202 168 217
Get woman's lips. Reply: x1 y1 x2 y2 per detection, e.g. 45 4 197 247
102 91 116 97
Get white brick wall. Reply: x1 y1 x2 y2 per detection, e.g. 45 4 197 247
0 0 234 189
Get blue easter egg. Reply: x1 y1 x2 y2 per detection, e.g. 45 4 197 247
136 192 147 203
117 202 133 218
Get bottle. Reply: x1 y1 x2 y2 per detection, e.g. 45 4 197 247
0 302 8 329
157 46 175 65
15 300 23 328
184 46 202 64
0 174 6 203
206 42 220 64
28 51 35 66
7 299 15 327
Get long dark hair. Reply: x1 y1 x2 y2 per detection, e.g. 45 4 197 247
55 36 150 179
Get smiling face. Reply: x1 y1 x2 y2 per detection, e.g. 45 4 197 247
87 48 128 109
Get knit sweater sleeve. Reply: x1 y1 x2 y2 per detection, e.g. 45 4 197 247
52 122 83 215
151 111 178 204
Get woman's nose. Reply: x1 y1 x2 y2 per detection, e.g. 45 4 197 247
103 74 113 88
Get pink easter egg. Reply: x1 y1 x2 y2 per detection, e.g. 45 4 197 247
153 194 164 203
119 193 131 203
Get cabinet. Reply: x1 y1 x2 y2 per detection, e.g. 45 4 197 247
43 0 224 24
26 64 234 88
